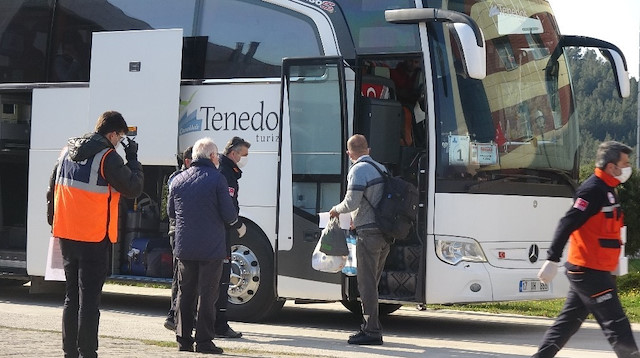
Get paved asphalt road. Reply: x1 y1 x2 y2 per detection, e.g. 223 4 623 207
0 282 638 357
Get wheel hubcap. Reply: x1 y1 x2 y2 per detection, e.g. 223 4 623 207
228 244 260 304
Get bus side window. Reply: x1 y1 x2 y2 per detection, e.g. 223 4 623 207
198 0 322 79
52 29 89 82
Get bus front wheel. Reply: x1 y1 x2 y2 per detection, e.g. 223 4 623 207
226 222 284 322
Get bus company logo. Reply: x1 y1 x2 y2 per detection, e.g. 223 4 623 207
489 3 526 18
305 0 335 14
178 109 202 135
180 100 280 143
528 244 539 263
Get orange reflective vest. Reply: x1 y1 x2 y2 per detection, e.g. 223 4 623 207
567 169 623 271
52 147 121 243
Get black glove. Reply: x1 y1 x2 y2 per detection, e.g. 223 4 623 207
123 138 138 161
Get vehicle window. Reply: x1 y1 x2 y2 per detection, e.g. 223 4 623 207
340 0 420 54
198 0 322 79
0 0 52 83
50 0 196 82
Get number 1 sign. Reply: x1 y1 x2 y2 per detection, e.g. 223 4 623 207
448 134 470 166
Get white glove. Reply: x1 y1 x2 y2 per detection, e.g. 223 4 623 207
537 260 558 284
237 223 247 238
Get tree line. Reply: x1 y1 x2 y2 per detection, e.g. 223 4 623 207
568 47 640 256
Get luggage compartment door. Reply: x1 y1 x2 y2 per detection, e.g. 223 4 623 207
89 29 183 165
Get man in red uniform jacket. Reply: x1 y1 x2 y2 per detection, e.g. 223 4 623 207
533 141 639 358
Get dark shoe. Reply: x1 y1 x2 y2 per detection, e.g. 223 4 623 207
215 326 243 338
178 345 194 352
195 342 224 354
164 317 176 331
347 331 383 345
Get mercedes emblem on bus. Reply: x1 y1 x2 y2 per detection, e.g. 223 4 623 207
528 244 540 263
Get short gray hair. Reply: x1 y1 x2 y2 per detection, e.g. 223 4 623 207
192 137 218 160
595 141 632 169
223 136 251 155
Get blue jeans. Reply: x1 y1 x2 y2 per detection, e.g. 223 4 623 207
60 238 110 358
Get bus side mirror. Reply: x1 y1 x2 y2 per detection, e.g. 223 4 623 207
450 22 486 80
552 35 630 98
601 48 630 98
385 8 487 80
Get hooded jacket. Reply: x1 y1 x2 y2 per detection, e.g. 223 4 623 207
47 133 144 243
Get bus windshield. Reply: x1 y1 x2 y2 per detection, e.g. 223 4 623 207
428 0 577 192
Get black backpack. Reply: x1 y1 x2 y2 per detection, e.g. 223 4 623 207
362 161 419 241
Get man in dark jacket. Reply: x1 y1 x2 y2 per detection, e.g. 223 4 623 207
167 137 246 354
164 146 192 331
215 136 250 338
47 110 144 358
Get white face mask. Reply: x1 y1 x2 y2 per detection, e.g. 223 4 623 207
615 166 632 183
237 156 248 168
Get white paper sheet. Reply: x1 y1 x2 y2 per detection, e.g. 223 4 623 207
45 236 66 281
318 212 351 230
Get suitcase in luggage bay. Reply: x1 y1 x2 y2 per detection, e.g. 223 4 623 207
128 237 172 277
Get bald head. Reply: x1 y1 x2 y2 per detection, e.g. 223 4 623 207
347 134 369 159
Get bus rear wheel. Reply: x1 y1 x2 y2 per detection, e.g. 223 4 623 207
341 300 402 316
226 223 284 322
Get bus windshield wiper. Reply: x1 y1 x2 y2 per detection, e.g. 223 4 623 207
469 168 577 193
467 172 551 191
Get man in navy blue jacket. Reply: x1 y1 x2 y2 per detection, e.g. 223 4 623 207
215 136 250 339
167 137 246 354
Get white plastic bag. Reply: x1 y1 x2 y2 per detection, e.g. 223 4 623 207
312 238 346 273
342 234 357 276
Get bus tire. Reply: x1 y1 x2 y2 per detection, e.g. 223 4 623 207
341 300 402 316
0 278 29 286
226 221 284 322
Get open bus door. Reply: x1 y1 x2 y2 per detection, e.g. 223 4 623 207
25 29 182 287
276 57 348 302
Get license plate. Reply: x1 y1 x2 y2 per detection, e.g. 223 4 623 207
519 279 549 292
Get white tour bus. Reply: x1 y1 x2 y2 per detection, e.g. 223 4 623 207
0 0 631 321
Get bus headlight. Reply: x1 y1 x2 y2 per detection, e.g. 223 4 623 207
435 237 487 265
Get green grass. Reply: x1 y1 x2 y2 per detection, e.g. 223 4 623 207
429 260 640 323
429 292 640 323
105 279 169 289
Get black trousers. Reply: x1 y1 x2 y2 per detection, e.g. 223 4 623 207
176 258 223 348
533 264 639 358
214 228 237 332
168 241 178 318
60 238 110 358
